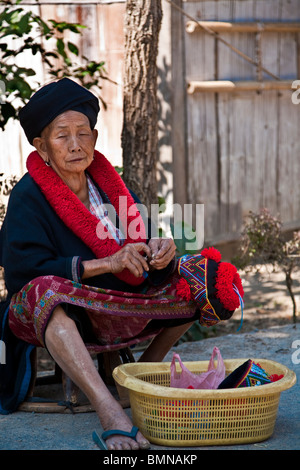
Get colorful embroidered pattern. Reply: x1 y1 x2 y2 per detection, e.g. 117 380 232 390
178 254 220 327
8 272 197 348
238 361 272 388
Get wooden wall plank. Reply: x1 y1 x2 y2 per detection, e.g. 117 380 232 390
217 0 256 239
184 0 220 239
171 0 189 208
188 80 294 92
95 3 125 166
186 22 300 34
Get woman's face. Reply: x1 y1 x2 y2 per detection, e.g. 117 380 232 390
33 110 98 179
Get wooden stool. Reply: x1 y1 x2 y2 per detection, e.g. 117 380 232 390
19 346 134 413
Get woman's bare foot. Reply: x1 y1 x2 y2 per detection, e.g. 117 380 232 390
44 307 150 451
98 398 150 450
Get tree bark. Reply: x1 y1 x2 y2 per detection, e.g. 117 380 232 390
121 0 162 211
285 268 297 325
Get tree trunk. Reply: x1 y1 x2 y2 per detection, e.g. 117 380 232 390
121 0 162 212
285 269 297 325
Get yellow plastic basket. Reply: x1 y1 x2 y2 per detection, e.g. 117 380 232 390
113 358 296 446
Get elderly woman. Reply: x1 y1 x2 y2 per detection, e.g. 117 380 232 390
0 78 200 450
0 78 243 450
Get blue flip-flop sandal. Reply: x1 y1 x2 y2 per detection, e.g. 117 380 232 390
92 426 139 450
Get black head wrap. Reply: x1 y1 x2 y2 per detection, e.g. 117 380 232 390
19 78 100 144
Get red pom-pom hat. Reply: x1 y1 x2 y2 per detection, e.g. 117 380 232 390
175 277 192 302
200 247 222 263
214 262 244 311
176 247 244 327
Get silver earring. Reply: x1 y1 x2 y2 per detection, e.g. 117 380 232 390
45 161 51 167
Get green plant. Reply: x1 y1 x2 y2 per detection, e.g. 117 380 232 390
171 221 199 257
0 0 113 129
233 208 300 324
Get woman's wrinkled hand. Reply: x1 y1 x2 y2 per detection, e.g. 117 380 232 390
147 237 176 270
108 242 152 278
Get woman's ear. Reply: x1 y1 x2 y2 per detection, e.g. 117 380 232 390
32 137 48 162
92 128 98 146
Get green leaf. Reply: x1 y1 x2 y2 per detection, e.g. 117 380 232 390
7 77 32 99
49 19 85 34
44 51 58 59
68 23 86 33
0 102 16 129
56 38 66 58
36 18 51 35
31 44 39 55
114 166 123 176
7 9 22 25
67 41 79 56
171 221 199 256
14 67 35 77
17 12 30 34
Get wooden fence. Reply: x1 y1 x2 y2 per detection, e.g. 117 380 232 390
171 0 300 245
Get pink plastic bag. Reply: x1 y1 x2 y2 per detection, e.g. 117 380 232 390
170 347 225 390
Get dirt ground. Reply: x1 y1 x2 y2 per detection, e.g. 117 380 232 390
36 264 300 371
211 264 299 337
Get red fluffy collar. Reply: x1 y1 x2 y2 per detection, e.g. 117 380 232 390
26 150 147 286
